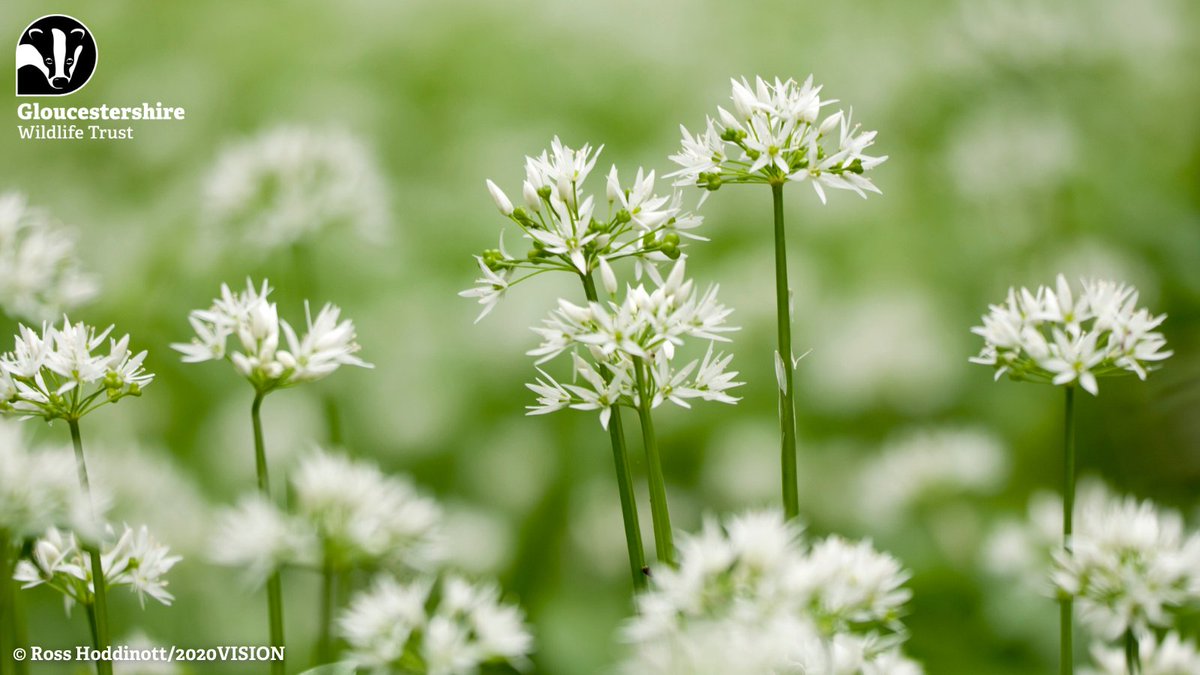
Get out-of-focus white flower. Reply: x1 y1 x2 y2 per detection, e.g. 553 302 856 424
857 427 1008 530
0 192 97 322
0 318 152 422
1052 495 1200 640
621 510 919 674
292 449 442 570
524 259 741 428
209 495 316 588
669 76 887 204
1084 631 1200 675
172 279 371 393
340 574 533 675
970 274 1170 395
0 419 88 539
15 524 180 614
463 137 706 319
202 126 390 251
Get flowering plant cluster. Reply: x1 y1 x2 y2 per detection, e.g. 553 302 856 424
669 76 887 202
0 421 87 539
203 126 390 251
525 259 741 428
0 192 97 322
0 318 152 422
970 274 1171 395
172 279 372 393
15 524 180 612
460 137 705 321
339 574 533 675
212 450 442 586
621 510 919 674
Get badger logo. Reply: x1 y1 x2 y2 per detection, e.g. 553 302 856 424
16 15 98 96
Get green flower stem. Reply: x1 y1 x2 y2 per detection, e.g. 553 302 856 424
1061 386 1076 675
581 274 648 590
771 183 800 520
1124 629 1140 675
68 420 112 675
632 357 675 567
1 531 12 675
251 393 287 675
316 548 335 664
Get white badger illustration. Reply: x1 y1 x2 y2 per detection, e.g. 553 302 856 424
17 26 88 90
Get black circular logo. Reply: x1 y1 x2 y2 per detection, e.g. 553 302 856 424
16 15 98 96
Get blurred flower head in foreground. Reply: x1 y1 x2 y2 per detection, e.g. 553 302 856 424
1084 631 1200 675
172 279 371 393
621 510 920 674
0 419 90 538
202 126 390 251
971 274 1170 395
669 76 887 203
0 192 97 322
340 573 533 675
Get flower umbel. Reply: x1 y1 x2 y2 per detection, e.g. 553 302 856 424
172 279 372 393
970 275 1170 395
0 192 98 322
0 317 153 422
668 76 887 203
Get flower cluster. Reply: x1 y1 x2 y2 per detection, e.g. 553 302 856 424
524 259 741 428
339 574 534 675
668 76 887 203
621 510 919 674
856 427 1008 530
0 192 97 322
1084 631 1200 675
172 279 371 393
1052 495 1200 640
460 137 705 321
970 274 1171 395
211 450 441 586
0 318 153 422
0 420 88 538
14 524 181 612
202 126 390 251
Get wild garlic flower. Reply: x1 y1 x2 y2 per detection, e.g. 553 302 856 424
525 259 741 428
0 317 152 422
292 450 442 571
0 192 97 322
1052 495 1200 640
14 524 181 613
668 76 887 203
970 274 1170 395
461 137 705 321
1084 632 1200 675
340 574 534 675
203 126 390 251
172 279 371 393
856 427 1008 530
0 420 88 539
622 510 918 674
209 495 317 588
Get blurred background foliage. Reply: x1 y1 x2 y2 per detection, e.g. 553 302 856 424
1 0 1198 672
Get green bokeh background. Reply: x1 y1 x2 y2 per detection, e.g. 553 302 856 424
2 0 1199 672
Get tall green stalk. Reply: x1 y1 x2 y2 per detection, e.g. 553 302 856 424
771 183 799 520
1124 629 1140 675
251 393 287 675
632 357 675 566
1061 386 1076 675
581 274 647 589
68 420 112 675
1 531 12 675
316 548 335 664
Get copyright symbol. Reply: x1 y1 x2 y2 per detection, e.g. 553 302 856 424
12 648 26 661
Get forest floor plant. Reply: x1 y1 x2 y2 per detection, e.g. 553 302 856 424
668 76 888 520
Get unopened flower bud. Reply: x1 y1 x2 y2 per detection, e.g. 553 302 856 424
615 209 632 224
522 181 541 212
598 257 618 295
486 180 514 216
